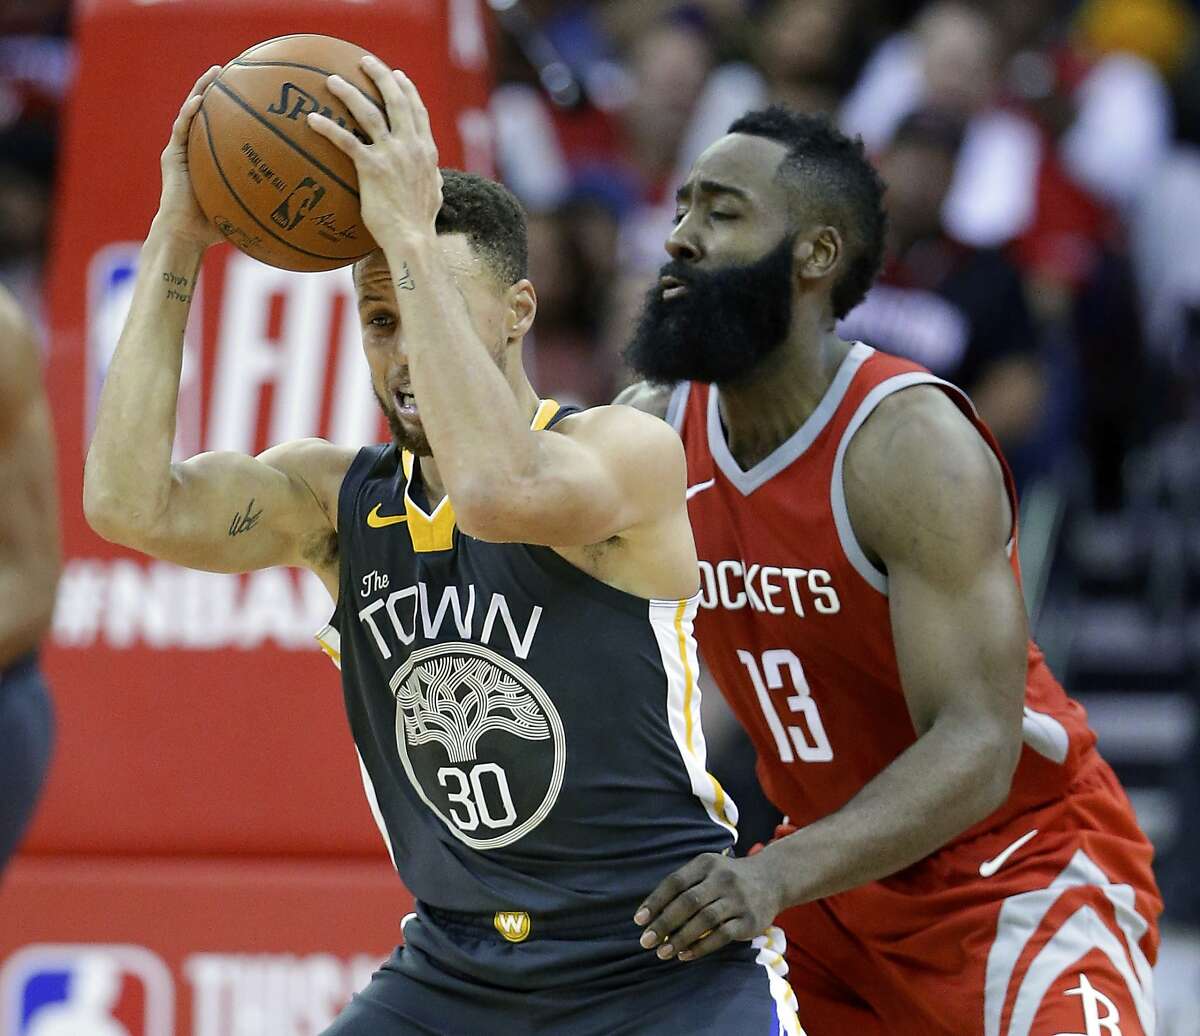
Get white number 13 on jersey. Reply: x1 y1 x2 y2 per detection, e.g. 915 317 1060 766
737 649 833 762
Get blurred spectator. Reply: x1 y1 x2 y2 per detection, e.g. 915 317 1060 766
753 0 868 115
0 122 55 321
0 5 70 324
524 204 619 406
838 110 1044 467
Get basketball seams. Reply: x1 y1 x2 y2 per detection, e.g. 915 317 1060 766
232 60 387 116
211 80 360 200
197 104 346 268
186 34 382 272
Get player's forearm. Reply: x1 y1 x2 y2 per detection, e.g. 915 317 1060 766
762 714 1017 905
381 234 537 500
84 224 204 536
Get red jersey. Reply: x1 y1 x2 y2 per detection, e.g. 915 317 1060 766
670 343 1096 847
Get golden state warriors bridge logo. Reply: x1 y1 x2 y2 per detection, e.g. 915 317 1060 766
389 643 566 850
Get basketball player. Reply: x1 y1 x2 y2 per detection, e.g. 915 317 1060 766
83 65 801 1034
619 106 1162 1035
0 285 58 877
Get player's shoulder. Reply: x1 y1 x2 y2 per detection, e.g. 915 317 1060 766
555 402 682 456
0 287 40 395
848 384 993 486
257 436 358 472
612 380 677 421
845 385 1008 559
257 437 359 512
0 288 47 446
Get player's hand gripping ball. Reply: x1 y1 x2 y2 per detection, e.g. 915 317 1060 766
186 34 388 272
305 54 444 248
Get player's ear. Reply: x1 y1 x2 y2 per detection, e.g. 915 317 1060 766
506 279 537 344
796 226 842 282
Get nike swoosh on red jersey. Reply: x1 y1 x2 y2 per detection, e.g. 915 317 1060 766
979 829 1039 877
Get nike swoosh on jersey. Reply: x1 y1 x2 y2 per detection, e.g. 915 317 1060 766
978 828 1038 877
686 478 716 500
366 503 408 528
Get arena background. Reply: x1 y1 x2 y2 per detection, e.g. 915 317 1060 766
1 0 1198 1032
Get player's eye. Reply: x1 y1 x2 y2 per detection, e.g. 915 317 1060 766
672 209 688 226
367 313 395 328
710 211 737 222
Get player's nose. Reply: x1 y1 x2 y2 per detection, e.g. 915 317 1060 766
666 222 702 264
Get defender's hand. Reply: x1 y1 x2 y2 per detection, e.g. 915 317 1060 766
634 851 783 962
309 55 442 245
154 65 224 248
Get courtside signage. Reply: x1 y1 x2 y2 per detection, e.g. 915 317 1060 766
1 943 173 1036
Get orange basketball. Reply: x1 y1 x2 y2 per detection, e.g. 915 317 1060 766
187 34 385 273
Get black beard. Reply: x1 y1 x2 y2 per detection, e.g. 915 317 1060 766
624 234 796 385
373 388 432 457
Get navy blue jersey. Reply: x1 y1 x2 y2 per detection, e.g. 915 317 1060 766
318 401 738 945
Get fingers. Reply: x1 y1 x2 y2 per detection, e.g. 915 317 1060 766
306 111 367 159
326 74 387 141
676 919 743 962
170 66 220 145
391 68 437 158
657 899 737 960
171 95 203 143
191 64 221 98
636 857 721 950
360 54 410 137
634 855 709 929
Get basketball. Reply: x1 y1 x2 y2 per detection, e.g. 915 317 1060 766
187 34 385 273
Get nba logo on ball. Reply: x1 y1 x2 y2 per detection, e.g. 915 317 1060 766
0 944 174 1036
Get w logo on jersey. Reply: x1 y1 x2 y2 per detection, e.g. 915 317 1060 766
390 643 566 851
0 944 173 1036
397 653 551 763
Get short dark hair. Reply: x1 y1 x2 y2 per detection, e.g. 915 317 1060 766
728 106 886 319
435 169 528 285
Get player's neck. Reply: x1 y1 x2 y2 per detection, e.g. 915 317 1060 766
716 330 852 471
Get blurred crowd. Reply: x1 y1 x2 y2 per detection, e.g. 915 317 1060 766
6 0 1200 501
493 0 1200 502
0 0 69 335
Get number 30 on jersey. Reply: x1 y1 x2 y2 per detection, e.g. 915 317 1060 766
737 649 833 762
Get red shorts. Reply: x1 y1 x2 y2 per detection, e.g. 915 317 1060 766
777 754 1162 1036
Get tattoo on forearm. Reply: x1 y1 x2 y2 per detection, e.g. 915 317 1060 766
395 263 415 292
162 270 194 304
228 498 263 537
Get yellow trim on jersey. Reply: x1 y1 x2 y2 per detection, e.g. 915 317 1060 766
398 400 562 553
672 598 733 827
531 398 561 431
315 625 342 670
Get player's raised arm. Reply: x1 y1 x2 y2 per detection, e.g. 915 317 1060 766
310 59 685 549
83 68 352 577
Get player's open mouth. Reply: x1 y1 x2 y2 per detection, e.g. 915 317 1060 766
660 275 688 300
393 389 418 418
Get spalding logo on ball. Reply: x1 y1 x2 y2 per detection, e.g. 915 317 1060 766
187 34 389 273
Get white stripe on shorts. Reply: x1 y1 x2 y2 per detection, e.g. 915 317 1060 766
752 925 806 1035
